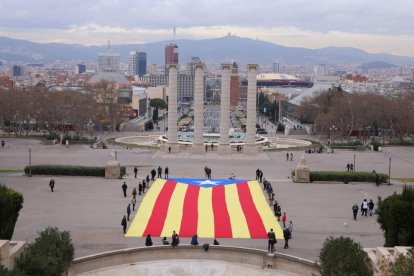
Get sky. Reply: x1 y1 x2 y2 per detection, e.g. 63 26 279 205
1 0 414 57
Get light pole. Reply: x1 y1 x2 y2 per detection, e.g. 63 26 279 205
28 146 32 177
353 154 356 171
329 125 337 145
388 156 392 185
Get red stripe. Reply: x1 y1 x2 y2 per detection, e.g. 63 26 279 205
179 185 200 237
237 182 267 238
212 185 232 238
142 180 177 237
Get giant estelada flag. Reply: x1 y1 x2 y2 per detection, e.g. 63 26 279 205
126 178 282 239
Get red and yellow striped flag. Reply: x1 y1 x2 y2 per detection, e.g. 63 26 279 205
126 178 282 239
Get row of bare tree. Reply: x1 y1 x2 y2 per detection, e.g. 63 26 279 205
0 85 119 136
298 87 414 142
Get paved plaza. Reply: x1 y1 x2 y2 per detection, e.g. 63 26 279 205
0 136 413 262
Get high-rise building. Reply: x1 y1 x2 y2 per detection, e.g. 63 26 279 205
230 62 239 107
314 64 326 76
165 44 178 73
75 64 86 74
186 57 202 76
129 51 147 76
98 52 120 72
12 65 23 77
272 61 280 73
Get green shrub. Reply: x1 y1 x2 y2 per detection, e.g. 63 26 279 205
331 140 362 147
388 139 414 146
43 132 60 141
15 227 74 276
319 236 372 276
310 171 388 183
370 139 382 151
24 165 126 177
376 186 414 247
0 184 24 239
388 247 414 276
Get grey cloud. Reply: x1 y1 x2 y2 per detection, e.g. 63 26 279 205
0 0 413 35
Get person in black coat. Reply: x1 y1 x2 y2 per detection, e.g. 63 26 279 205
121 215 127 234
122 182 128 197
145 234 153 246
283 228 291 249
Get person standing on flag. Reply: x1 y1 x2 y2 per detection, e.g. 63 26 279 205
267 228 276 252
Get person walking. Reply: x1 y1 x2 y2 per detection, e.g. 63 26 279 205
1 140 4 148
121 215 127 234
350 163 354 171
146 175 150 185
259 170 263 183
283 228 291 249
346 163 350 172
145 234 153 246
290 153 293 162
122 182 128 197
131 197 136 211
157 166 162 178
168 146 171 154
127 204 131 221
361 199 368 216
282 212 287 228
352 203 359 220
289 220 293 238
165 167 169 178
267 228 276 252
151 169 156 181
368 199 375 216
49 179 55 192
132 187 137 199
134 166 138 178
256 168 261 180
286 152 289 161
191 234 199 246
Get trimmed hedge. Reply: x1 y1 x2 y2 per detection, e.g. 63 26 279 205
310 171 388 183
0 184 24 239
24 165 126 177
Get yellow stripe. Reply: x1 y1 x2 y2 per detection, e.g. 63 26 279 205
248 180 283 239
126 179 166 237
197 187 214 238
160 182 188 237
225 184 250 238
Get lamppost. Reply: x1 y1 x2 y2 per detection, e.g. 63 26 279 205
353 154 356 171
329 125 337 145
28 146 32 177
388 156 392 185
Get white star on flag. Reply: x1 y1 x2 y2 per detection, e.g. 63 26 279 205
196 180 220 186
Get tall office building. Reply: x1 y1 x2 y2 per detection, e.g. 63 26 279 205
314 64 327 76
98 52 120 72
272 61 280 73
75 64 86 74
12 65 23 77
186 57 202 76
165 44 178 73
129 51 147 76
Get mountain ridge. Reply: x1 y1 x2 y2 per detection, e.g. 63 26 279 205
1 35 413 66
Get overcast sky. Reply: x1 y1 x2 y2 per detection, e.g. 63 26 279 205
1 0 414 56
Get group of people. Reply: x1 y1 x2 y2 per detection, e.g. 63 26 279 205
352 199 375 220
255 168 264 182
121 165 171 233
144 231 220 247
346 163 354 171
267 226 292 252
286 152 293 162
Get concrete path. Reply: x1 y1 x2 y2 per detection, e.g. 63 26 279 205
0 137 413 262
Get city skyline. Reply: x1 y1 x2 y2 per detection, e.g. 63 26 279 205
0 0 413 57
